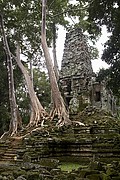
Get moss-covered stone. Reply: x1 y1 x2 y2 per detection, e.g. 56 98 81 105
101 173 111 180
21 163 35 171
111 177 120 180
53 174 68 180
27 171 39 180
77 169 101 178
16 176 27 180
39 158 59 169
0 106 120 180
88 161 105 171
77 169 90 178
106 164 119 177
67 173 78 180
23 152 31 163
13 170 26 179
86 174 102 180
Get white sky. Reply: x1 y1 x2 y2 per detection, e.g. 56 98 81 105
92 26 110 72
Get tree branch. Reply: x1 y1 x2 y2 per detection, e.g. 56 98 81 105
0 14 11 56
48 0 55 9
41 0 47 36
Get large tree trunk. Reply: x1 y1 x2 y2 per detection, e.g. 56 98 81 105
41 0 71 127
0 14 22 137
14 43 47 127
52 22 59 81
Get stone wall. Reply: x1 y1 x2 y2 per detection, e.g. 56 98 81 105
90 80 117 115
1 121 120 179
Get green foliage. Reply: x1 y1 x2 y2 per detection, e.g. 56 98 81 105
0 0 71 58
0 0 42 60
16 83 30 125
33 69 51 109
97 67 120 98
0 40 23 135
47 0 69 25
0 0 71 133
75 0 120 62
82 0 120 99
16 68 51 123
0 43 9 135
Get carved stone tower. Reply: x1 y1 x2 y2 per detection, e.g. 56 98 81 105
60 28 93 111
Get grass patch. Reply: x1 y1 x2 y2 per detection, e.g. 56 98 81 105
58 162 85 172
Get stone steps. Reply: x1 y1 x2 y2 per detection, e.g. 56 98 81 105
46 126 120 163
1 148 17 162
0 143 9 161
0 125 120 164
0 141 23 162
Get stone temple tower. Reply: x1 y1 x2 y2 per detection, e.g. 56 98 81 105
60 28 93 112
60 28 117 115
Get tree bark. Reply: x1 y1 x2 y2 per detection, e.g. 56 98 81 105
41 0 71 127
14 42 47 127
0 14 22 137
52 22 59 81
30 58 34 87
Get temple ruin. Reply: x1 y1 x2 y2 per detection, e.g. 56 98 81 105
0 28 120 180
60 28 117 115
